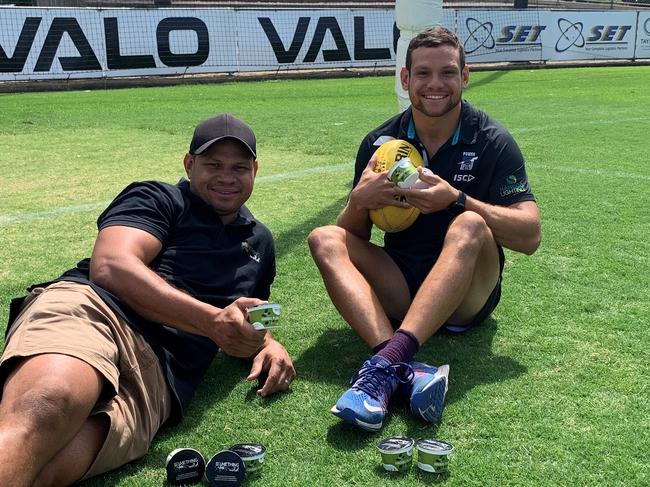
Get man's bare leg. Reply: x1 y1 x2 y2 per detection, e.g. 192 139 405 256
308 225 411 349
33 414 109 487
0 354 104 487
310 215 500 429
400 212 501 344
310 225 422 431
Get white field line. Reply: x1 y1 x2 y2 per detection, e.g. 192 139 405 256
2 157 648 226
0 162 354 226
0 201 110 226
526 163 650 182
508 116 648 134
254 161 353 182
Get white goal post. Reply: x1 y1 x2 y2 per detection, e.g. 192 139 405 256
395 0 443 111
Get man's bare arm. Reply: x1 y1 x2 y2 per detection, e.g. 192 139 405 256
89 225 266 357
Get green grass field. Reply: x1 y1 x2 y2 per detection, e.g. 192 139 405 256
1 66 649 486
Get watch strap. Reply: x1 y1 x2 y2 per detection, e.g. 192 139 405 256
448 190 466 216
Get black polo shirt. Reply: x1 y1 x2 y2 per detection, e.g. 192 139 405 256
354 100 536 259
12 179 275 425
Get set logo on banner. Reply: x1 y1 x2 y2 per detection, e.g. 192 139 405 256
459 11 545 62
458 10 639 63
543 11 636 60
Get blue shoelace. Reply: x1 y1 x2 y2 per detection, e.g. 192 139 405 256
351 361 414 401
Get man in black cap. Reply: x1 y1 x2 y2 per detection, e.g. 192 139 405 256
0 114 295 485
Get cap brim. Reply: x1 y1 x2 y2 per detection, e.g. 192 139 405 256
193 136 256 158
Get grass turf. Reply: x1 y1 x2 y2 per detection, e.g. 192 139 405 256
0 65 649 486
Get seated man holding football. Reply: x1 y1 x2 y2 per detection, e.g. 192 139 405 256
308 26 541 432
0 114 295 485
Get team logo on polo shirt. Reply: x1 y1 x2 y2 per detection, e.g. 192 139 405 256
453 152 478 182
458 152 477 171
241 241 261 263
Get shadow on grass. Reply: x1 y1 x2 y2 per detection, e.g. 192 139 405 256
274 194 347 260
296 318 526 451
417 317 528 405
85 351 301 485
325 421 380 451
371 464 450 484
413 469 451 484
295 317 524 397
465 70 510 92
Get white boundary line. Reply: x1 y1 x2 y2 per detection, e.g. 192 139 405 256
1 159 648 226
0 162 354 226
0 201 110 226
509 117 648 134
255 162 353 182
526 163 650 182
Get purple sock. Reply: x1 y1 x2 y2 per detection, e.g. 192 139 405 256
372 339 390 354
376 329 420 364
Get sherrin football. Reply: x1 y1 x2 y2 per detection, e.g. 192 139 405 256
369 139 424 233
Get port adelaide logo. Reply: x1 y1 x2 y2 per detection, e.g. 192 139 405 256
453 152 477 182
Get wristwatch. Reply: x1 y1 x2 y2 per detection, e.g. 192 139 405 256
447 190 466 216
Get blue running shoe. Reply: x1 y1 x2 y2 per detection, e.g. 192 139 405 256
403 362 449 424
331 356 413 432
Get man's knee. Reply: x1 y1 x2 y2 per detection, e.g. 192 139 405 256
5 382 85 433
308 225 346 263
446 211 493 253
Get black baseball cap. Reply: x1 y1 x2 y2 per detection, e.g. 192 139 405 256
189 114 256 158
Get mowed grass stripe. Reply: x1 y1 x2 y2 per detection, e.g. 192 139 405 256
3 157 648 226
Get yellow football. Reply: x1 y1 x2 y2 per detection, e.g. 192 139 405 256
369 139 424 233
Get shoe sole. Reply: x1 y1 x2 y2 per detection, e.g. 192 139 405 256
410 364 449 423
330 405 382 432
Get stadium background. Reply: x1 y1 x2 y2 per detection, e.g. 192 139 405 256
1 0 649 92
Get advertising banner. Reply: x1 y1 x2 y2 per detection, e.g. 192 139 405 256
0 7 646 82
541 11 637 61
0 7 397 80
236 9 395 71
457 10 545 63
636 12 650 59
0 8 242 79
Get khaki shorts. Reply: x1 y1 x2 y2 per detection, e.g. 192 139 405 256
0 281 172 480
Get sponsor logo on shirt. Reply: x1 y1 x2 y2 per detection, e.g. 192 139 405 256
453 152 477 182
241 241 261 263
454 174 475 182
499 174 528 197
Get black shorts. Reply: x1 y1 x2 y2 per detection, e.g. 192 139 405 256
385 245 505 332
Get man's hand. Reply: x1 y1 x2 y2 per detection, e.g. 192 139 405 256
350 155 412 211
395 167 458 214
247 337 295 397
210 297 267 358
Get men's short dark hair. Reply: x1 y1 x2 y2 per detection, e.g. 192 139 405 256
405 26 466 71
